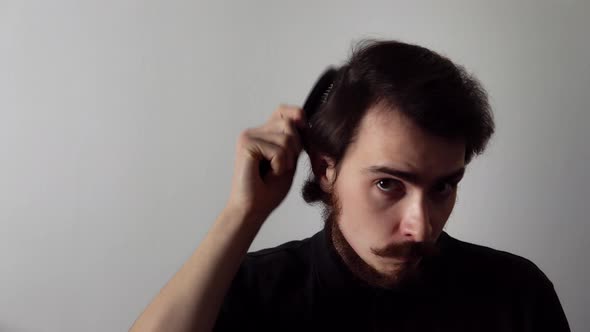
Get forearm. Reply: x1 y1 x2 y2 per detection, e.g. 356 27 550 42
129 207 265 332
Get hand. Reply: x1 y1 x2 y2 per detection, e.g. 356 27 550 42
225 105 307 223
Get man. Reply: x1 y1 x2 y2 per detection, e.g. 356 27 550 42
130 39 570 331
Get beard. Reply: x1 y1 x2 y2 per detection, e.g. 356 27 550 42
322 189 440 290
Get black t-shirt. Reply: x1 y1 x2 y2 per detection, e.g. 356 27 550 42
214 229 570 331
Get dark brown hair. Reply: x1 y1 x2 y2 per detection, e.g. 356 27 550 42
301 38 495 205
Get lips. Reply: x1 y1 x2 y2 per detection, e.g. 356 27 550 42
379 255 416 264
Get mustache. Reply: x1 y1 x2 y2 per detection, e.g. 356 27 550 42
370 241 440 259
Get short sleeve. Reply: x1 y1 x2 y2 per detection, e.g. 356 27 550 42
517 260 571 332
213 260 259 331
530 277 571 331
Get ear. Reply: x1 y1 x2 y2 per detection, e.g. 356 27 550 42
309 151 337 193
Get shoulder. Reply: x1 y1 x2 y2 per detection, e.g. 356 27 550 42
441 232 553 289
227 233 318 297
440 233 570 330
214 234 318 330
238 234 316 286
246 234 315 267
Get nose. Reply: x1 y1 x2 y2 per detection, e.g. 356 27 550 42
399 194 432 242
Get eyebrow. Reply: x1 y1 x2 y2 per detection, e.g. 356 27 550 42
363 165 466 185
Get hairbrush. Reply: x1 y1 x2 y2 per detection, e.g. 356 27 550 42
302 66 338 127
259 67 338 178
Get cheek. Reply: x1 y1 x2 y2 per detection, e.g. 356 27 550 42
337 178 393 245
338 177 378 222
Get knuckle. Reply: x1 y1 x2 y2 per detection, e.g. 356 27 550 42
275 104 288 116
278 103 294 110
269 141 280 153
237 128 261 149
237 129 250 144
293 106 304 117
276 104 303 118
277 120 290 134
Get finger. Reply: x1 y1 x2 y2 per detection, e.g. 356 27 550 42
242 135 291 176
271 104 307 129
262 120 303 155
250 137 290 176
248 131 298 171
269 132 300 169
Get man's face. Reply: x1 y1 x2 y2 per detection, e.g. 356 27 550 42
321 104 466 287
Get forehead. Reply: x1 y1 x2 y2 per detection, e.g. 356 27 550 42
344 104 466 177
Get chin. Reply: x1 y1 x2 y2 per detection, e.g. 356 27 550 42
372 257 407 273
376 256 421 272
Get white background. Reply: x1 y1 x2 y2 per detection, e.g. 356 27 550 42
1 1 588 331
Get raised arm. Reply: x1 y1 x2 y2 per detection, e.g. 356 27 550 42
129 105 306 332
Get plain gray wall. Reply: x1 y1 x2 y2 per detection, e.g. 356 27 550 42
1 1 588 331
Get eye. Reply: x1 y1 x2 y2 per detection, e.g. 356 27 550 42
376 179 403 193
